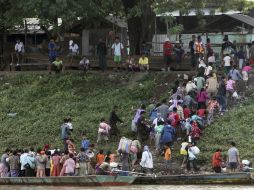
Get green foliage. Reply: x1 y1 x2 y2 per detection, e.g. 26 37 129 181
198 96 254 164
0 73 160 151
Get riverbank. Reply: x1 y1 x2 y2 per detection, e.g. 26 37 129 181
0 71 253 174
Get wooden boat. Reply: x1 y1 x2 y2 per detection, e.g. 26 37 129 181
0 175 135 186
0 173 252 186
134 172 253 185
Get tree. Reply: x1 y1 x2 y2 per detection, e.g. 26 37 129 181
122 0 155 55
122 0 254 54
1 0 253 56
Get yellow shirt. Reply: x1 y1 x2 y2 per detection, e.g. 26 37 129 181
139 57 149 65
164 148 171 161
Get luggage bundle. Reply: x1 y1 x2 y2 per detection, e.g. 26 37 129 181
118 137 132 154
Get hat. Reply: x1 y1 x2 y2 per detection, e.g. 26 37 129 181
110 162 119 168
86 151 95 158
157 117 164 123
165 37 170 42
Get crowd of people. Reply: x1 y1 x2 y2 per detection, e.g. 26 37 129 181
1 35 254 178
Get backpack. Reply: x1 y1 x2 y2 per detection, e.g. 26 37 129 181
149 109 158 121
81 139 90 151
79 152 89 162
191 146 200 155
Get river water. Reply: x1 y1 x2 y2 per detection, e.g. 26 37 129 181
0 185 253 190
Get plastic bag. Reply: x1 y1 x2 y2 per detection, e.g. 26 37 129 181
131 120 137 132
232 91 239 99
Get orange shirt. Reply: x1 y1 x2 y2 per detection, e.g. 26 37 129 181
212 151 222 168
96 154 105 165
164 148 171 161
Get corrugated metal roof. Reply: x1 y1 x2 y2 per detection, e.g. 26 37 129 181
227 14 254 27
105 15 127 28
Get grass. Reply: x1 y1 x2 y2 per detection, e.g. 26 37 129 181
198 93 254 165
0 72 163 152
0 71 253 168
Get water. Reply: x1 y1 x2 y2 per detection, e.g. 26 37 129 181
0 185 253 190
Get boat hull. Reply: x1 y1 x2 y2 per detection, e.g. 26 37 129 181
134 173 252 185
0 175 135 186
0 173 252 186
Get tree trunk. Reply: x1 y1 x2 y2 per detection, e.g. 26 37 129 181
122 0 155 55
24 19 28 46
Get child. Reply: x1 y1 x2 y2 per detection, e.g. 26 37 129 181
96 150 105 165
180 140 189 168
97 118 111 144
63 153 76 176
52 57 63 73
164 143 172 174
207 97 220 125
126 56 138 71
226 76 236 98
79 56 90 72
138 53 149 71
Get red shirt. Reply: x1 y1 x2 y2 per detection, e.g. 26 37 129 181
212 151 222 168
190 122 201 139
163 42 173 56
183 108 191 119
168 112 180 128
197 109 206 117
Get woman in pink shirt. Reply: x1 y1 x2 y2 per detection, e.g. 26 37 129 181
196 88 209 109
242 63 252 72
63 153 76 176
226 76 236 101
226 76 235 92
97 118 111 144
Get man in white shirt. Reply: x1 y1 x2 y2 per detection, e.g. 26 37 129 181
15 40 24 53
186 79 197 94
111 37 124 71
205 62 213 77
11 40 24 69
69 42 79 55
223 54 231 74
68 40 79 66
